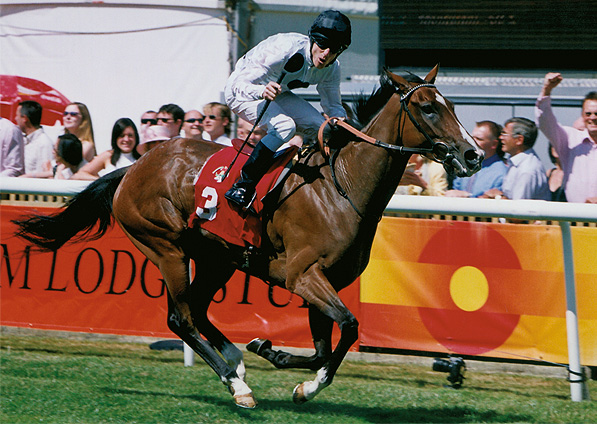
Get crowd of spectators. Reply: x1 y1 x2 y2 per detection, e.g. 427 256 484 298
1 100 239 181
394 73 596 205
1 72 596 206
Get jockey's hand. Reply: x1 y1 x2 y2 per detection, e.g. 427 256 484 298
263 81 282 101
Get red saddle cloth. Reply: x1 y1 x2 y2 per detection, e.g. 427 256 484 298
188 139 297 248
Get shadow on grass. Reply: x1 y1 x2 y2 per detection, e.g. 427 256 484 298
342 370 569 401
110 387 532 423
4 344 185 364
467 384 569 401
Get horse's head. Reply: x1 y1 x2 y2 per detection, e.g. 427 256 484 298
384 65 484 177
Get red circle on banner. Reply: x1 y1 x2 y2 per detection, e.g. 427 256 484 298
417 223 521 355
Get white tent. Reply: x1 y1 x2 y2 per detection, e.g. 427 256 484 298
1 1 380 152
1 1 233 152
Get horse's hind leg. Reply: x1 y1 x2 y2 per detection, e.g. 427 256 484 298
248 305 333 371
125 233 256 408
163 256 256 408
186 262 247 383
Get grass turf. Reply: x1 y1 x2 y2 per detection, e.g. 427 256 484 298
1 334 595 423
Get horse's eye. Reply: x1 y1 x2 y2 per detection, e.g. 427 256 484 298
421 103 435 115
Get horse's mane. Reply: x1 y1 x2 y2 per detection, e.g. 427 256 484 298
326 70 425 148
352 70 425 126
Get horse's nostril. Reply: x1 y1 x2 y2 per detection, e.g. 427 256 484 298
464 149 483 166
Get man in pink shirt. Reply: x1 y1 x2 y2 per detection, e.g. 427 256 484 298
535 72 597 203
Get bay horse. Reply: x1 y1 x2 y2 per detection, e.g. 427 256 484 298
13 66 483 409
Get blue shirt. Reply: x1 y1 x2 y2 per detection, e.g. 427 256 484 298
502 148 550 201
452 154 508 198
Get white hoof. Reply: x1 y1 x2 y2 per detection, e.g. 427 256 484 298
293 383 309 404
292 368 329 405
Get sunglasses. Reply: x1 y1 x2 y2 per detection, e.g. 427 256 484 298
203 115 219 120
312 36 344 54
156 118 175 123
185 118 204 124
63 111 80 117
141 118 157 125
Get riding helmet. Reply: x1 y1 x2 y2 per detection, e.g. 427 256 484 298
309 10 351 54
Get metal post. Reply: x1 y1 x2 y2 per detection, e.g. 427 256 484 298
184 343 195 367
184 261 195 367
559 221 589 401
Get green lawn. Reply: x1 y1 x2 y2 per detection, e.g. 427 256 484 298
1 334 595 423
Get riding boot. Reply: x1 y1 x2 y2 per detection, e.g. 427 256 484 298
225 141 276 208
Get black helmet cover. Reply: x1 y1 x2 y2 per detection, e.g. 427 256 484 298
309 10 351 54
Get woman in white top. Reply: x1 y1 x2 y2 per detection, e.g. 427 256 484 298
50 133 87 179
63 102 96 163
73 118 140 180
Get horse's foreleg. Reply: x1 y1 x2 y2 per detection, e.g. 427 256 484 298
289 264 358 404
247 305 333 370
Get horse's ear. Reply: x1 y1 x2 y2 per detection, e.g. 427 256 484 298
424 64 440 83
383 68 410 94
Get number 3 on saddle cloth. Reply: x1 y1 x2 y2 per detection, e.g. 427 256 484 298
188 139 298 248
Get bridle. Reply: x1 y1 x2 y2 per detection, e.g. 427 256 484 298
397 83 454 165
319 83 456 166
318 82 463 218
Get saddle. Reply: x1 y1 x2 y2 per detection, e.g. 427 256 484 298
189 118 361 248
188 139 298 248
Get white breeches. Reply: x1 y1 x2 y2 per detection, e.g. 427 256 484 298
227 91 326 151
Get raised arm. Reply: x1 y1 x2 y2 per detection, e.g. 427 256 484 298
535 72 568 152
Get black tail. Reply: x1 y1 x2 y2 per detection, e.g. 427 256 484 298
12 167 129 251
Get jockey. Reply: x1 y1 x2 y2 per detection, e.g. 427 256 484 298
224 9 351 208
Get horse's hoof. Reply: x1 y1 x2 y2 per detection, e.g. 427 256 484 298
234 393 257 409
292 383 309 405
247 338 272 356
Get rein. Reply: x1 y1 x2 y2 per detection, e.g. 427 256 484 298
317 83 442 158
317 83 450 218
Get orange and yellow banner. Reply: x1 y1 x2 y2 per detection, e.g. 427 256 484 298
1 205 358 349
3 205 596 365
360 217 597 365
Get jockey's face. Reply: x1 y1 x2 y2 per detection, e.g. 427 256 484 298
311 41 338 69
